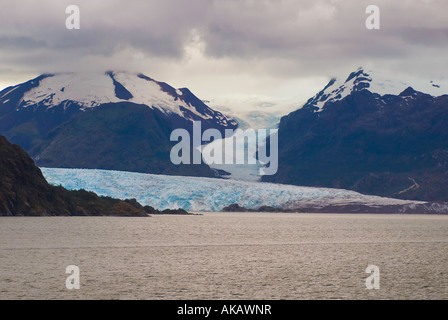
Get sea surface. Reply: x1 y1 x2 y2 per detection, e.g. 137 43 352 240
0 213 447 300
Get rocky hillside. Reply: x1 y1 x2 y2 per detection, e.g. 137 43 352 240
0 134 150 216
263 68 448 202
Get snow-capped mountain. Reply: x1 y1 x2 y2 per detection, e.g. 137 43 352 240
0 71 237 177
302 67 446 112
5 71 237 129
263 67 448 202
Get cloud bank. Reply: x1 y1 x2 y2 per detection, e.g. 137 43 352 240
1 0 447 103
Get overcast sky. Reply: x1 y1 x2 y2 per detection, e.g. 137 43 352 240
1 0 447 106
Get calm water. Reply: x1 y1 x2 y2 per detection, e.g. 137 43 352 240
0 213 447 300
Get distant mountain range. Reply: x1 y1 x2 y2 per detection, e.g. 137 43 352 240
263 68 448 202
0 72 237 177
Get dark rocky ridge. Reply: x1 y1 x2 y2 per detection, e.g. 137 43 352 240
0 134 189 216
222 202 448 214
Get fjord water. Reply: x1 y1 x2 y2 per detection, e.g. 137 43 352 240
0 213 447 300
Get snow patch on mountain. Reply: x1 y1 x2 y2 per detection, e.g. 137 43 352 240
21 73 118 109
19 72 235 125
112 72 199 117
41 167 423 212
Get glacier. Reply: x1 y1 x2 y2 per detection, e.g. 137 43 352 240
41 167 422 212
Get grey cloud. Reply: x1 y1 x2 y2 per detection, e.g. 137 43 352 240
0 36 47 50
0 0 447 96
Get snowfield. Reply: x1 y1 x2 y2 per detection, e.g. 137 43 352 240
19 72 234 125
41 168 422 212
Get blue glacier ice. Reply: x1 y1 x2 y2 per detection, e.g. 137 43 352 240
40 168 420 212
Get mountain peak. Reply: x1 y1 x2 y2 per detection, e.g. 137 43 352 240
399 86 418 97
18 71 180 111
302 67 446 113
302 67 372 112
345 67 369 82
2 71 236 128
